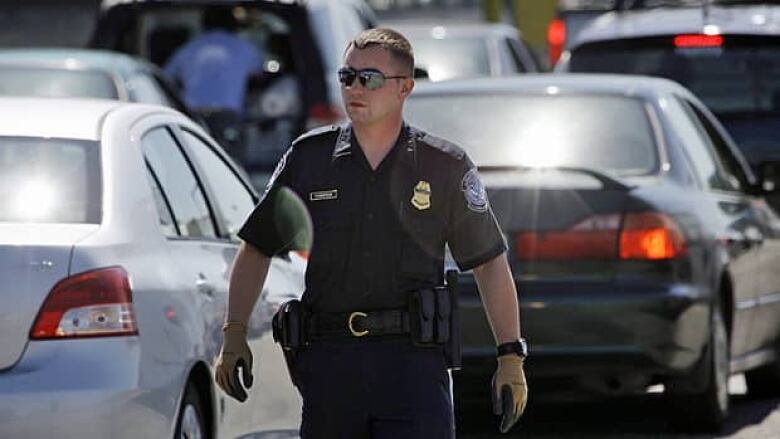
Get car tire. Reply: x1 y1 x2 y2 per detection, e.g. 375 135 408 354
745 353 780 398
175 383 207 439
666 308 730 433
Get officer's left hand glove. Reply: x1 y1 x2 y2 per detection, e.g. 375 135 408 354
491 355 528 433
215 323 254 402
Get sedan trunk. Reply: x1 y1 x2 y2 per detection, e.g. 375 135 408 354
0 223 97 370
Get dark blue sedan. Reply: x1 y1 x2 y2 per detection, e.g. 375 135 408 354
404 74 780 432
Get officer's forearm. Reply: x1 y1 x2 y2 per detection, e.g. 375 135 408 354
472 252 521 345
226 241 271 326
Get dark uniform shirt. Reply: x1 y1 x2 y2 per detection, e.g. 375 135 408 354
238 123 507 313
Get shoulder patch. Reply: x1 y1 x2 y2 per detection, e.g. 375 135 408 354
461 168 488 213
414 129 466 160
291 124 339 147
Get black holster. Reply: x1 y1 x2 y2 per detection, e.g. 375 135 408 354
271 299 306 387
408 270 462 370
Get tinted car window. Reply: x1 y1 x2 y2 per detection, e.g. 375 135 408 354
681 98 747 191
179 129 255 239
144 163 178 237
0 67 118 99
142 127 216 238
664 96 727 190
410 37 491 81
568 37 780 164
0 137 100 223
405 94 657 174
569 38 780 114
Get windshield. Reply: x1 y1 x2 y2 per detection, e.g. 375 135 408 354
408 36 490 81
0 66 118 100
569 38 780 114
405 94 658 175
0 137 101 223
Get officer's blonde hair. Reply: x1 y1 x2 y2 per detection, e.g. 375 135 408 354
348 28 415 77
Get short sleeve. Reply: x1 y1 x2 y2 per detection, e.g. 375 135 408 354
237 147 295 256
446 155 507 271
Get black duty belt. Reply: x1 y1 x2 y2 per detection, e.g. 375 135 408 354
306 309 411 339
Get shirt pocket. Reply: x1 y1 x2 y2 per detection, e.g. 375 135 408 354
305 194 353 294
398 203 444 281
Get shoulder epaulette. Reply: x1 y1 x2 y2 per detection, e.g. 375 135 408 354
414 129 466 161
291 124 340 147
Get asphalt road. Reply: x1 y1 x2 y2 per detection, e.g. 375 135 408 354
458 376 780 438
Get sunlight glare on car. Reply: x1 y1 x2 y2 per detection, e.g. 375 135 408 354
512 120 569 167
13 179 55 220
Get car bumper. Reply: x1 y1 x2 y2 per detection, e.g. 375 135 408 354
457 277 712 394
0 337 174 438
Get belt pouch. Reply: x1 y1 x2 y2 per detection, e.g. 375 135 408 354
434 285 451 343
409 288 436 344
272 299 304 350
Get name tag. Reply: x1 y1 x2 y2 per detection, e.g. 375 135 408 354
309 189 338 201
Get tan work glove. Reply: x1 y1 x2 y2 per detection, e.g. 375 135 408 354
215 323 253 402
491 355 528 433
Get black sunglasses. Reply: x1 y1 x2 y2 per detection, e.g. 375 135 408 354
338 67 407 90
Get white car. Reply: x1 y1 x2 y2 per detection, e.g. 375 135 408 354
0 98 305 438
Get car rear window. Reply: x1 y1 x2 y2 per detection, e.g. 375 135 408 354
568 36 780 115
409 36 491 81
405 94 658 174
0 66 118 100
0 137 101 223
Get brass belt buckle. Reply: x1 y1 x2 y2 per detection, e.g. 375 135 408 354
348 311 369 337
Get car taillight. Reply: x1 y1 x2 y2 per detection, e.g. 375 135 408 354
515 212 686 261
547 18 566 66
306 103 344 129
30 267 138 340
516 214 621 260
619 212 685 260
673 34 723 48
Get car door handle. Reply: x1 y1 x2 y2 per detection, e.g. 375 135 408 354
196 274 215 297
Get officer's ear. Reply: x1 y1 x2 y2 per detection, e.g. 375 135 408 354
399 78 414 99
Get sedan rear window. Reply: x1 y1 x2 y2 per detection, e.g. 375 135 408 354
0 67 118 100
0 137 101 223
409 37 491 81
569 37 780 115
404 94 657 174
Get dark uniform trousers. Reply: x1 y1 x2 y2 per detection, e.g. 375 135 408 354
239 123 507 439
295 338 454 439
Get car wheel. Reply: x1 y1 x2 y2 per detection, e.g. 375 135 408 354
175 383 207 439
666 308 729 432
745 351 780 398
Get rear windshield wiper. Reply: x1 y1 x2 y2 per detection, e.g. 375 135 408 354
478 165 635 191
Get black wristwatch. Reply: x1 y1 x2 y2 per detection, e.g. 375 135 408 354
496 338 528 359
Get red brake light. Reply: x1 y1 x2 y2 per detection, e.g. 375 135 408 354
673 34 723 48
515 212 686 261
547 18 566 65
619 212 685 260
30 267 138 340
515 214 620 261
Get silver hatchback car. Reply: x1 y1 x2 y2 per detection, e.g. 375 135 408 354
0 98 305 438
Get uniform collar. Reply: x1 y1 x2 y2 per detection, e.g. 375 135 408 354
332 122 417 169
332 122 353 159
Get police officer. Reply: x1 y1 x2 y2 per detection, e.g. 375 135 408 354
215 28 528 438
